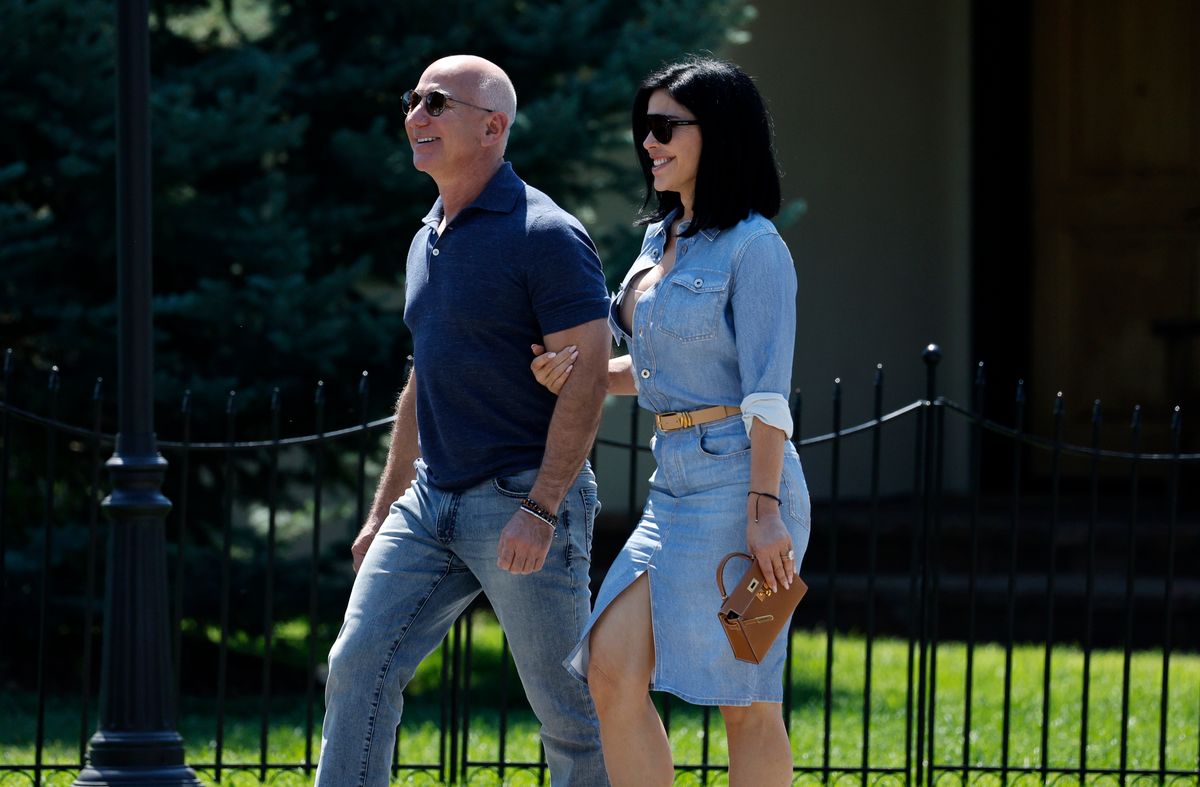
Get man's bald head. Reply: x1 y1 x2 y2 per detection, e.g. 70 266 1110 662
423 55 517 139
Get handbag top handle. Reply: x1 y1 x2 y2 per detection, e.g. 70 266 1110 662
715 551 755 601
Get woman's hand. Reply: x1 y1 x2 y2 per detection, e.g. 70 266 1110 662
530 343 577 395
746 494 794 593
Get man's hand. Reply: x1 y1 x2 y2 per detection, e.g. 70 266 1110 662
496 509 555 574
351 519 384 573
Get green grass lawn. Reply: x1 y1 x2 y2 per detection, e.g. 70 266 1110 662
3 616 1198 785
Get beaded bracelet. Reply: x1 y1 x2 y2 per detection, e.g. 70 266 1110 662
747 490 782 523
520 497 558 530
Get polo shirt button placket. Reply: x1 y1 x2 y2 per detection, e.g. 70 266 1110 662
431 248 440 256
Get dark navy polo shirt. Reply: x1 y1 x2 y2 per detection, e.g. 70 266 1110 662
403 162 609 490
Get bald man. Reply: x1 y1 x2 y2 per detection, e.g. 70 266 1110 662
315 56 610 786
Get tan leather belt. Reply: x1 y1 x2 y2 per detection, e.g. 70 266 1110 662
655 405 741 432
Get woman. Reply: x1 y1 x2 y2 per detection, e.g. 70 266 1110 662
531 57 811 785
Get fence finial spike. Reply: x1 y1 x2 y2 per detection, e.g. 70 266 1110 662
359 370 369 395
975 361 986 386
181 389 191 414
270 387 280 412
1131 404 1142 429
226 390 237 414
1015 378 1025 403
2 348 11 376
1171 405 1181 432
93 377 104 401
48 365 60 391
1092 399 1102 424
922 343 942 365
314 380 325 405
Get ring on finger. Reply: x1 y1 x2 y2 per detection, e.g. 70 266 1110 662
783 549 795 561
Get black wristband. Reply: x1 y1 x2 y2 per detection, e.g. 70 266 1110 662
747 490 782 523
520 497 558 529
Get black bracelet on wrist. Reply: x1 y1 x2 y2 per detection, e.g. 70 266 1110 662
747 490 782 523
520 497 558 529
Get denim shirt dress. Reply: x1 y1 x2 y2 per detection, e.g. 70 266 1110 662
566 210 812 706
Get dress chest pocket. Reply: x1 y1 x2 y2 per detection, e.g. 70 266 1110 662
656 268 730 342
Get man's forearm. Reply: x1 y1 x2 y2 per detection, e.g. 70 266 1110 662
529 331 609 510
367 370 421 525
529 373 606 510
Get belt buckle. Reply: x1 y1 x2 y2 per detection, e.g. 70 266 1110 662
656 411 693 431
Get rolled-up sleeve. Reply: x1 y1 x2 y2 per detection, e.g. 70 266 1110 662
730 230 798 437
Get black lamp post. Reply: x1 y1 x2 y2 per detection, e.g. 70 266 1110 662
74 1 200 783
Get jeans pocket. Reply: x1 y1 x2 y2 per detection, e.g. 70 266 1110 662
492 473 534 499
696 418 751 459
781 474 812 533
657 269 729 342
578 486 599 547
562 485 598 564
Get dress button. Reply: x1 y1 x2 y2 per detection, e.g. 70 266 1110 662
693 278 703 287
431 248 440 256
640 369 651 379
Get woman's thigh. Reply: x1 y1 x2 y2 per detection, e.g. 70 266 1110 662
588 572 654 688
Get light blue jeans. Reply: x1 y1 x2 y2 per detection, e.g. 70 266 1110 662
315 460 607 786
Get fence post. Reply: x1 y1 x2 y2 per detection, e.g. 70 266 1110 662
74 0 200 782
79 378 105 764
0 349 11 641
914 343 941 787
36 367 61 783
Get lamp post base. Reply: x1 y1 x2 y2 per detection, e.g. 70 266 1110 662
73 731 202 786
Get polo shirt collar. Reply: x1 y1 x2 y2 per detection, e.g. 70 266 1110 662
421 161 522 228
647 207 722 242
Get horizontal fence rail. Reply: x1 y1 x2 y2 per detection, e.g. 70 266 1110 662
1 347 1198 785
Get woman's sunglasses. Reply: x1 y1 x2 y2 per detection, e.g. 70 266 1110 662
402 89 495 117
645 114 700 144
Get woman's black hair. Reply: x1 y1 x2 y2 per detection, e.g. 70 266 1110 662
633 56 781 236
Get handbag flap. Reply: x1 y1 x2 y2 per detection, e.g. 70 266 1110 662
718 556 808 621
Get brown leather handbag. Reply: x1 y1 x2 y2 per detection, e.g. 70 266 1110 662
716 552 808 664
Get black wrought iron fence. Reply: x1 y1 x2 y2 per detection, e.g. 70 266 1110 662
1 346 1198 786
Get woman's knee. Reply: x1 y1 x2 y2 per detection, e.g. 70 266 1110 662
586 575 654 710
720 703 784 737
586 635 648 711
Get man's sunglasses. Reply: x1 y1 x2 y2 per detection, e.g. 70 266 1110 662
402 89 495 117
645 114 700 144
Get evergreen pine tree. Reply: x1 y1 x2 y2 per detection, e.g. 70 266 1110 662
3 0 751 426
0 0 752 683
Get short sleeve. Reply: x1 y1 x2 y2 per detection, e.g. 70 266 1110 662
526 216 610 336
730 230 798 436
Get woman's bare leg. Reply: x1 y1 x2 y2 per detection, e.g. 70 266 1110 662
586 573 672 786
721 702 793 787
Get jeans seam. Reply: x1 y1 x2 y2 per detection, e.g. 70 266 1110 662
436 490 460 543
562 507 573 565
357 555 454 783
564 511 602 739
578 487 594 559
